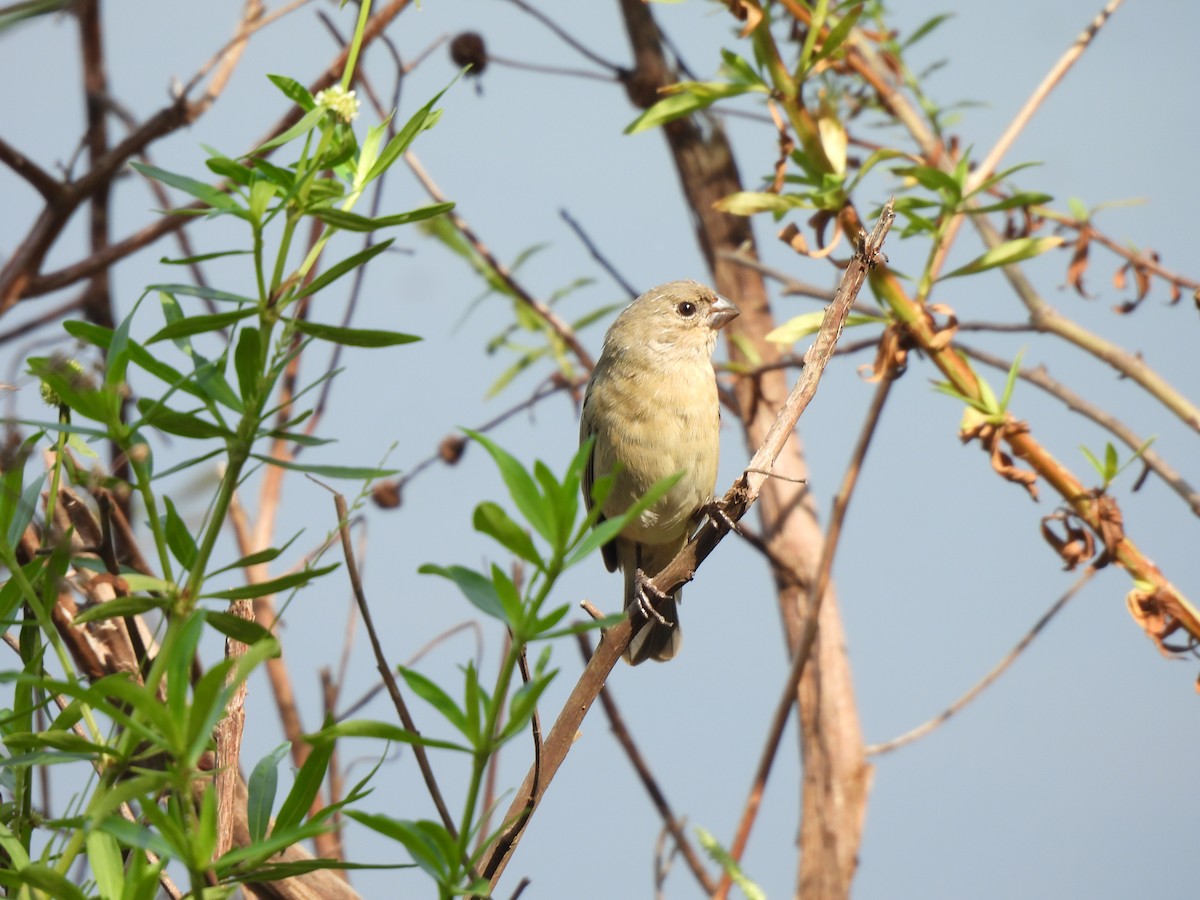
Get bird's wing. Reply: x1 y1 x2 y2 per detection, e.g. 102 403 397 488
580 390 619 573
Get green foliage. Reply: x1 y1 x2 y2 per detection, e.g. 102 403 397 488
0 2 459 894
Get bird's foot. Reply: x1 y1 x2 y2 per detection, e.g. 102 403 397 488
632 569 673 627
701 498 740 534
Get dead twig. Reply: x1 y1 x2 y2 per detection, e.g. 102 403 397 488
867 568 1097 755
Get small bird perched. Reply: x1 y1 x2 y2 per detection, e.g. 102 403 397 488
580 281 739 664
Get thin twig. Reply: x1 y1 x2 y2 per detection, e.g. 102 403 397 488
559 208 639 299
576 632 717 895
499 0 626 74
867 567 1097 755
330 491 474 877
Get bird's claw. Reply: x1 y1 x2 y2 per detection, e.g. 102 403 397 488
701 498 739 534
632 569 672 627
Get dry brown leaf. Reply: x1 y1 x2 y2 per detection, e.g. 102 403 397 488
1040 510 1096 571
959 416 1039 501
858 323 908 382
1065 228 1092 298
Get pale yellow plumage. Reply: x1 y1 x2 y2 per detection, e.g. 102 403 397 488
580 281 739 663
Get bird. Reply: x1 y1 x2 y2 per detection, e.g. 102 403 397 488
580 280 739 664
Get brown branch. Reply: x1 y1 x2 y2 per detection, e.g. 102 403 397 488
482 201 894 890
959 343 1200 516
0 137 63 202
577 632 717 895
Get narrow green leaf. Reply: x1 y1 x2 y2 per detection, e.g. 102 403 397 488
292 320 421 347
565 471 684 568
252 107 327 155
205 610 276 645
311 202 454 233
129 162 239 211
418 564 506 623
296 239 394 299
625 81 755 134
267 74 315 110
247 743 287 843
940 237 1065 279
147 283 257 305
365 83 454 184
71 595 167 625
462 430 551 543
310 719 470 752
160 249 252 266
200 563 338 600
9 863 89 900
147 307 257 344
249 454 398 480
86 829 125 899
234 326 262 402
473 501 542 567
135 398 231 440
163 496 198 569
397 667 468 735
273 738 334 834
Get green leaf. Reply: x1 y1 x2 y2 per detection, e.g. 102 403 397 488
162 496 197 570
292 320 421 347
208 535 299 577
147 307 257 344
205 610 276 645
462 430 551 543
273 738 334 834
8 863 89 900
365 83 454 184
310 719 470 752
765 312 882 346
418 564 506 623
345 813 453 879
135 398 231 440
713 191 810 216
565 471 684 568
267 73 316 110
968 191 1054 214
624 81 757 134
148 282 258 305
247 743 290 843
160 248 252 266
940 237 1065 280
398 667 468 736
296 239 394 299
473 501 542 567
86 829 125 899
311 202 454 233
249 454 399 480
200 563 338 600
71 595 167 626
234 326 262 402
252 107 327 155
129 162 239 211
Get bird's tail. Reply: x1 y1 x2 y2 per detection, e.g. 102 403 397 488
625 591 682 664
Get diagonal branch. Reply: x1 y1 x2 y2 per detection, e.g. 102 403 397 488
481 201 894 890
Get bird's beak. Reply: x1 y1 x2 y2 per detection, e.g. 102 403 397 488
708 294 740 330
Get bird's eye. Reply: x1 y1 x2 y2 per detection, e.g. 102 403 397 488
677 301 697 317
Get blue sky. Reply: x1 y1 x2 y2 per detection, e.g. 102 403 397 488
3 2 1199 898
